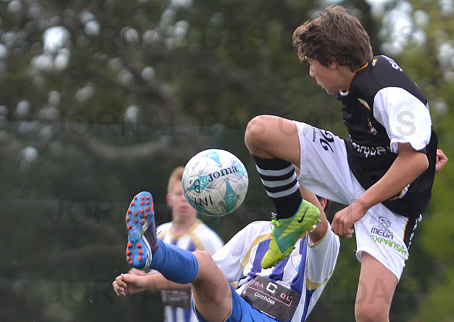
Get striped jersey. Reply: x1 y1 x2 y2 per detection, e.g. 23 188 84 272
213 221 340 321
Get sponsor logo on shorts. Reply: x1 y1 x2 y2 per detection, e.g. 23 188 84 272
371 216 393 240
370 217 408 256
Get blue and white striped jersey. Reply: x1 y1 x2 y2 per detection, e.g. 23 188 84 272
213 221 339 321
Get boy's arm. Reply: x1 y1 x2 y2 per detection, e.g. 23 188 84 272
113 272 191 297
332 142 429 238
299 185 329 243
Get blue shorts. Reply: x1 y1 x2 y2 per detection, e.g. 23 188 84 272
192 284 277 322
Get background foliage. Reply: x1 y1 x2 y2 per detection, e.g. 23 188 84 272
0 0 453 321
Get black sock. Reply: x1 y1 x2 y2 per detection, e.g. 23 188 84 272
252 155 302 219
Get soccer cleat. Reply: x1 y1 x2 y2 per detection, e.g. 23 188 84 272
262 200 321 269
125 191 158 269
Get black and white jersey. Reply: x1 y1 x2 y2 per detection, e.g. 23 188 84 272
336 55 438 218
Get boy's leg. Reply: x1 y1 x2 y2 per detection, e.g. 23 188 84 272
245 115 321 268
245 115 301 165
353 203 416 322
191 251 233 322
355 253 397 322
125 192 233 321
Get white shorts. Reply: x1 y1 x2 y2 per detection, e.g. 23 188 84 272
295 121 421 280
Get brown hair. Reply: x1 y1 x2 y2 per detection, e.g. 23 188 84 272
167 166 184 194
292 5 373 71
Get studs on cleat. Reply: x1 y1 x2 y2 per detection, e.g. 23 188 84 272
126 191 156 268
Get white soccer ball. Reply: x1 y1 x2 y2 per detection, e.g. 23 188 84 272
182 149 248 216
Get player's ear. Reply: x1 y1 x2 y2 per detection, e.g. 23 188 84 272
329 61 338 70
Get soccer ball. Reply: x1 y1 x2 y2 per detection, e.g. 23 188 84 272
182 149 248 216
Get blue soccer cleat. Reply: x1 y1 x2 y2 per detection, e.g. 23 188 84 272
125 191 158 269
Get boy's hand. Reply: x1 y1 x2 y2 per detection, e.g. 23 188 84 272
112 273 148 297
435 149 448 173
331 202 367 238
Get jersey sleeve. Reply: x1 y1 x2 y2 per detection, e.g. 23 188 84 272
306 225 340 289
373 87 432 153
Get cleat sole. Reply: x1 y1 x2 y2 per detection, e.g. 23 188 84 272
125 191 155 268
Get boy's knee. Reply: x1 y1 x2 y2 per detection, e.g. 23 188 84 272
355 302 389 322
244 115 271 150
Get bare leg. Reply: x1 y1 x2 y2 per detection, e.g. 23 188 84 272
355 253 397 322
191 251 233 322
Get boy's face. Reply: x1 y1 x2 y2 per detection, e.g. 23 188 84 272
305 57 349 95
167 181 197 219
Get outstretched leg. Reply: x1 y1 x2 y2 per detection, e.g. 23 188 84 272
125 191 232 322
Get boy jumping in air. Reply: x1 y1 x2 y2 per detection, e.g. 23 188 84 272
244 5 441 321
